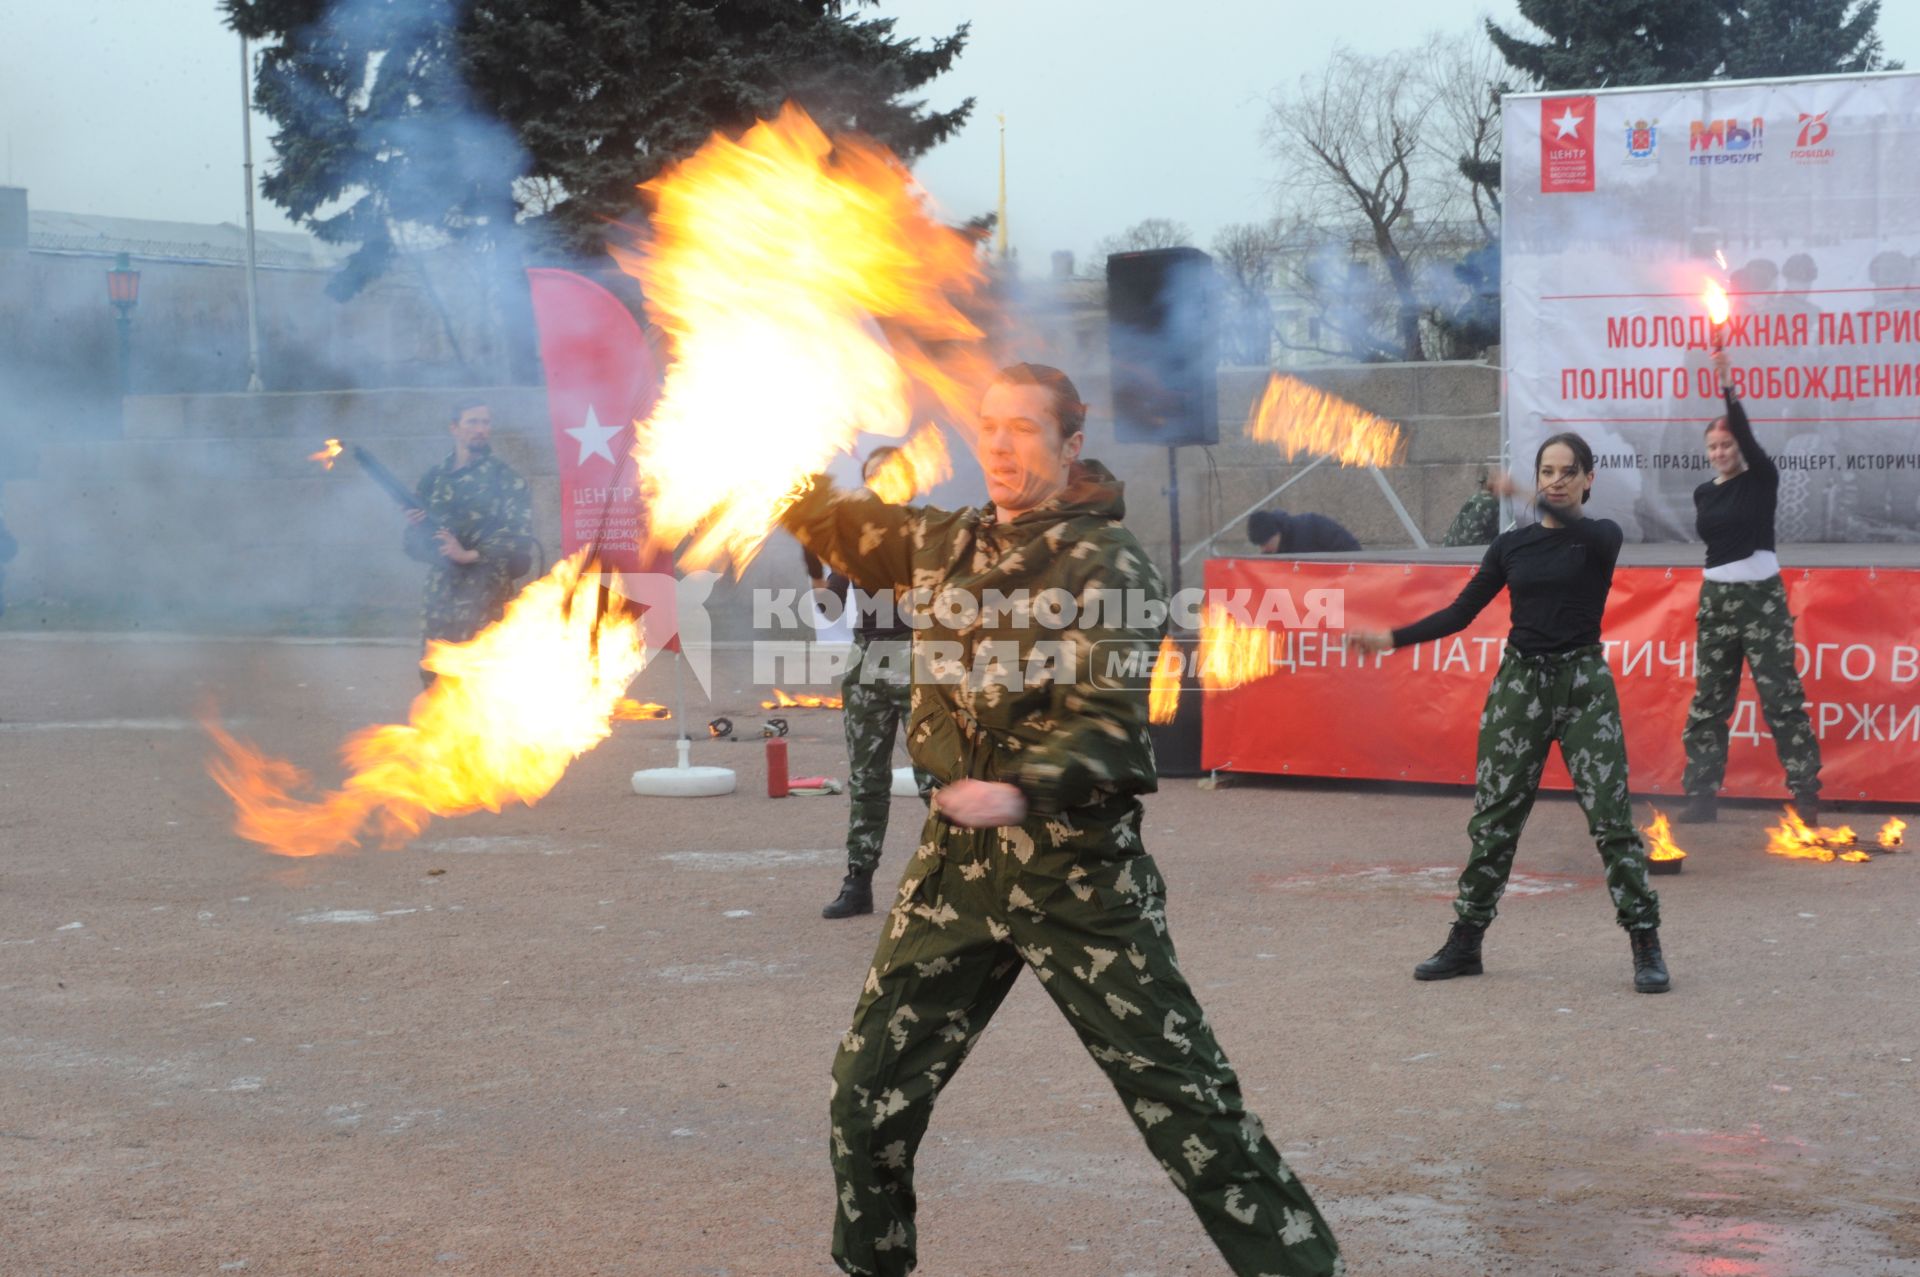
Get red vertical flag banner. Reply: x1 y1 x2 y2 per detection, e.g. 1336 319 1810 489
1540 95 1596 193
525 268 663 572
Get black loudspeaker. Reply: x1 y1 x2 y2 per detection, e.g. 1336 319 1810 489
1106 247 1219 446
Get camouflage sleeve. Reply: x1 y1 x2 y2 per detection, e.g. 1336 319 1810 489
1013 535 1162 816
779 475 926 594
473 470 534 571
1439 489 1499 547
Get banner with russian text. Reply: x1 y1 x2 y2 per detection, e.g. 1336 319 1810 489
1200 558 1920 803
1502 74 1920 544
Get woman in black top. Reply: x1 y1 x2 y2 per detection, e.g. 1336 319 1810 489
1678 350 1822 824
1348 433 1669 993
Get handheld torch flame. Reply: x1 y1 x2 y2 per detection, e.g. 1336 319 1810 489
1245 375 1406 468
1197 608 1282 692
1765 805 1865 863
1642 808 1688 862
1880 816 1907 849
1703 280 1731 330
308 438 344 470
1148 634 1183 724
866 425 953 506
613 699 671 721
205 554 648 856
621 105 997 571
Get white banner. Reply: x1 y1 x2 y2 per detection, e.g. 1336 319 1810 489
1502 73 1920 543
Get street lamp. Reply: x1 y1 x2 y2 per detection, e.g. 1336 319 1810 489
106 251 140 394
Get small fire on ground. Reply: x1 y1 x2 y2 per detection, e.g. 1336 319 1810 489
613 699 671 721
1879 816 1906 849
308 438 343 470
1641 808 1688 864
762 688 843 709
1767 806 1871 862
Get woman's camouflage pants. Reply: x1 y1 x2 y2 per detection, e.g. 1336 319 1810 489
1457 645 1660 932
829 800 1342 1277
842 638 933 876
1682 576 1822 799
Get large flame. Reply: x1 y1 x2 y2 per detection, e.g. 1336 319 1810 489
308 438 343 470
1245 375 1406 468
762 688 844 710
1148 634 1183 724
622 105 995 570
206 554 647 856
866 424 953 506
1879 816 1907 850
1642 808 1688 863
1703 280 1731 328
1765 805 1868 863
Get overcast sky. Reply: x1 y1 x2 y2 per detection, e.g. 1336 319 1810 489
5 1 1918 268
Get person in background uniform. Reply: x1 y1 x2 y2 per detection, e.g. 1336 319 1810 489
1247 506 1361 554
1347 432 1671 995
1679 349 1822 824
785 362 1341 1277
1440 469 1519 547
405 400 534 686
809 445 936 920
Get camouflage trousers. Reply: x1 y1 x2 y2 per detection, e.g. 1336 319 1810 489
829 799 1342 1277
843 639 933 876
1682 576 1822 798
1458 645 1660 932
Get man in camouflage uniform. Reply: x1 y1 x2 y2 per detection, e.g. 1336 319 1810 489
785 363 1341 1277
1681 577 1822 806
406 400 534 684
1459 647 1660 934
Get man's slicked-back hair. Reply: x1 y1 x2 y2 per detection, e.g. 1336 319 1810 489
451 397 490 423
993 362 1087 440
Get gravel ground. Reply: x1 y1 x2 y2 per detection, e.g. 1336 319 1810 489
3 634 1917 1277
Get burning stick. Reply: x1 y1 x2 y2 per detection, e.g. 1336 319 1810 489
1641 808 1688 874
761 688 843 710
1148 634 1183 724
1766 806 1871 863
613 699 671 721
1244 375 1407 468
865 425 953 506
1196 608 1280 693
308 438 343 470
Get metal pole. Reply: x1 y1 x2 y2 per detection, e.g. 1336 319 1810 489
996 114 1009 263
115 312 132 397
239 34 265 392
1166 445 1182 601
1367 465 1430 549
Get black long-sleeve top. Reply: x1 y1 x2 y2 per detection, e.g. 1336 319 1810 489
1390 504 1624 655
803 548 910 641
1694 391 1778 567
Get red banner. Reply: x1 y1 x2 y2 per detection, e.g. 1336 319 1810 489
1540 95 1596 193
526 268 663 572
1201 558 1920 803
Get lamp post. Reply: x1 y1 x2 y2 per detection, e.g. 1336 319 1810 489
106 251 140 395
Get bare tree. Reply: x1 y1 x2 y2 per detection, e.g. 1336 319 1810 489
1092 217 1194 265
1263 35 1499 362
1212 222 1282 364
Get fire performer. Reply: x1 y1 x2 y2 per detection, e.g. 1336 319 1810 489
784 363 1341 1277
405 400 534 686
1346 433 1671 994
808 445 936 921
1677 349 1823 824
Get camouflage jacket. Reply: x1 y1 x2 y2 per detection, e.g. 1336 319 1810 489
406 453 534 641
1440 488 1500 548
782 459 1162 816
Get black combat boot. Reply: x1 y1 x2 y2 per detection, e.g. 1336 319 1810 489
1630 927 1671 993
1414 920 1486 981
821 870 874 920
1791 791 1821 825
1676 793 1718 824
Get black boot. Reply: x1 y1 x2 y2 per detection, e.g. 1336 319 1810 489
1630 927 1671 993
1414 920 1486 981
1676 793 1718 824
821 870 874 920
1791 791 1821 825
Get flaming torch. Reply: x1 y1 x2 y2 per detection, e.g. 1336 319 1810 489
308 438 343 470
1702 280 1731 350
1642 808 1688 874
865 424 953 506
1148 634 1184 725
1245 375 1407 468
